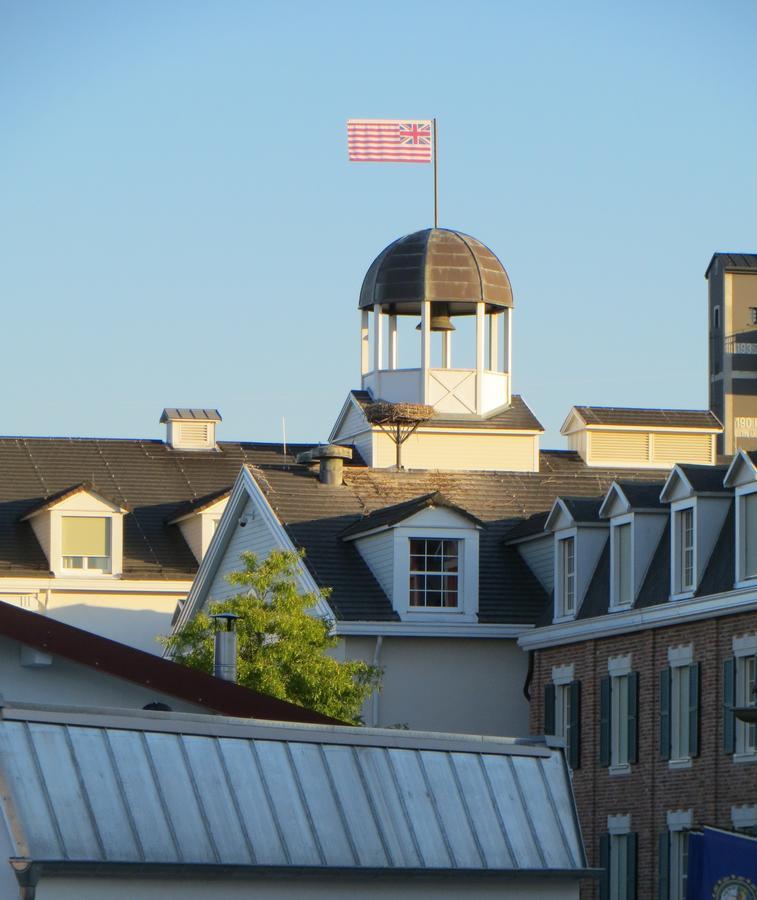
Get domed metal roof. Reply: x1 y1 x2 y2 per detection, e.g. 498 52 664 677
359 228 513 314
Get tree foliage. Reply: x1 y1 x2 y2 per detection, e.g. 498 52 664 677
162 550 381 724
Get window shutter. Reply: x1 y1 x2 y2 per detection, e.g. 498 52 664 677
627 832 638 900
660 667 671 760
568 680 581 769
724 657 736 754
599 833 610 900
689 662 700 758
544 682 556 735
600 676 611 767
658 832 670 900
628 671 639 764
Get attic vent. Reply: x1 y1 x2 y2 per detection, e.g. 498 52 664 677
652 433 713 465
590 431 649 461
178 422 210 448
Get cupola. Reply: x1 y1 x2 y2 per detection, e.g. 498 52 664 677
161 409 221 451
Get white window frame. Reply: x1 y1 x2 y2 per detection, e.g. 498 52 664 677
667 809 693 900
736 485 757 588
555 531 577 621
608 654 632 772
668 644 694 767
735 653 757 757
408 537 461 610
671 503 696 599
607 816 632 900
61 515 112 574
610 515 634 610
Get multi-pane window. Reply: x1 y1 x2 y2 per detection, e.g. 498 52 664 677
677 508 694 592
613 523 633 608
671 666 691 760
62 517 111 572
600 670 638 770
600 830 636 900
558 536 576 616
742 492 757 581
409 539 459 608
661 661 700 763
736 655 757 754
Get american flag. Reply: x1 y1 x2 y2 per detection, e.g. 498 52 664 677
347 119 433 163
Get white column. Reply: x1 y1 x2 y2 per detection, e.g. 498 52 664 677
360 310 370 377
389 315 398 369
421 300 431 404
475 301 485 413
488 312 499 372
505 307 512 404
373 303 383 373
442 330 452 368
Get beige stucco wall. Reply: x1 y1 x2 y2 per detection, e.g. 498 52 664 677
36 875 582 899
343 635 530 736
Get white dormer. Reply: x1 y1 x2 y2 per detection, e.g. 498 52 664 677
724 450 757 588
21 484 127 578
599 482 668 611
660 465 732 599
342 493 481 623
168 490 230 563
545 497 608 621
161 408 221 451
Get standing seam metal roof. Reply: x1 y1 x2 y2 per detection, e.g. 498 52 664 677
0 703 589 877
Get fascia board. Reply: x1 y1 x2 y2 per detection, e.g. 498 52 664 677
724 449 757 488
336 621 534 638
21 488 127 520
417 427 543 436
577 424 721 434
518 584 757 650
545 498 572 532
559 408 585 435
0 577 192 594
598 483 628 520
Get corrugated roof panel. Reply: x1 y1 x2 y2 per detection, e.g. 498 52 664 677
0 707 588 876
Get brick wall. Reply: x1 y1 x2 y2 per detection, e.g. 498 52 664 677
530 610 757 899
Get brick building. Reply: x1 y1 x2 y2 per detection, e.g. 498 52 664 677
517 453 757 899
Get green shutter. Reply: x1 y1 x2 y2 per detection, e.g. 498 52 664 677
544 682 556 735
660 667 671 760
658 832 669 900
724 657 736 754
689 662 700 758
600 676 611 767
568 680 581 769
599 833 610 900
628 671 639 764
627 832 638 900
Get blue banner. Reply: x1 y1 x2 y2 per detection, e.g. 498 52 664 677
687 827 757 900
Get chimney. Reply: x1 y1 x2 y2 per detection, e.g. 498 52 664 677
211 612 239 682
160 408 222 450
295 444 353 486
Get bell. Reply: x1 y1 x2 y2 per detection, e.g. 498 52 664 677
415 302 456 332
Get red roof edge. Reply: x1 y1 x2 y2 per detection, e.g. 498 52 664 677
0 601 342 726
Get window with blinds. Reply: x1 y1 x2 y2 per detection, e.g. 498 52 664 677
62 517 111 572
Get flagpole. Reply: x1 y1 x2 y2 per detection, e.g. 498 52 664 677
433 118 438 228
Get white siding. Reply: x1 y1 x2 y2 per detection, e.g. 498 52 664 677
373 430 539 472
352 429 375 466
29 509 52 565
178 516 204 563
354 531 394 598
206 496 283 602
518 535 554 592
333 401 368 439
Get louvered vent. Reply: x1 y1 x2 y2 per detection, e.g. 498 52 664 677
652 433 712 465
178 422 210 448
590 431 650 462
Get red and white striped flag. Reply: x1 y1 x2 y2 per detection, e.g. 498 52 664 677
347 119 433 163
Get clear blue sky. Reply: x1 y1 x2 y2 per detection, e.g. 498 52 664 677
2 0 756 448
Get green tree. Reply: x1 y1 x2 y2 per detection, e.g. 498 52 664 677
162 549 381 724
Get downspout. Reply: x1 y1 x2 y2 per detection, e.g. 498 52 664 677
523 649 535 701
10 860 39 900
371 635 383 726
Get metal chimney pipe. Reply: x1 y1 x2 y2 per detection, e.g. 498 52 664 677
211 613 239 682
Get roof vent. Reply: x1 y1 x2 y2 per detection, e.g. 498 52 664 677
160 408 222 451
296 444 353 486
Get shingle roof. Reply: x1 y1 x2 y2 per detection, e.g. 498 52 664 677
559 497 604 524
571 406 722 429
248 452 667 624
351 390 544 432
0 437 314 579
705 253 757 279
341 492 483 539
678 463 731 494
614 481 666 510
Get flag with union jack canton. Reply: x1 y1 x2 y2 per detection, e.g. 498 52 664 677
347 119 433 163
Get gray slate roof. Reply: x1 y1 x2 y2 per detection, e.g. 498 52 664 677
0 702 590 879
160 408 222 422
705 253 757 278
351 390 544 432
571 406 722 429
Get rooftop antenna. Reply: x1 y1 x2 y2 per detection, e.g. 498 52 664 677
282 417 287 459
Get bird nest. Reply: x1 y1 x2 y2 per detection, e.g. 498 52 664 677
365 401 435 425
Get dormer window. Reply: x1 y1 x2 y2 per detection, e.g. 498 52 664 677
739 490 757 583
558 537 576 616
612 522 633 609
409 538 459 608
676 507 695 594
62 517 111 572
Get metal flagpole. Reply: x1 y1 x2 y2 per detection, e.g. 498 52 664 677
433 118 438 227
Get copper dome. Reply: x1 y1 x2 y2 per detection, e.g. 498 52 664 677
359 228 513 314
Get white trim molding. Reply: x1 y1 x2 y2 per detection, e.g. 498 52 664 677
335 621 534 638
